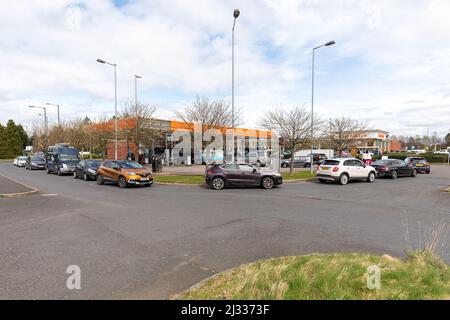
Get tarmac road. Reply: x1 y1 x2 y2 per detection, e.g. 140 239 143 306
0 162 449 299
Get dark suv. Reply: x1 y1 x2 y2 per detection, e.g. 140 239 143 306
205 163 283 190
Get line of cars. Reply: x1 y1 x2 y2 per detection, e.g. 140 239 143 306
14 144 154 189
316 156 430 185
13 144 432 190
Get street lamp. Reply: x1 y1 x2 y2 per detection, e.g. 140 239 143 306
46 102 60 126
310 40 335 173
28 105 48 132
232 9 240 162
134 74 142 109
97 58 118 160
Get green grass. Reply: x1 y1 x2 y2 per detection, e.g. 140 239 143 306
281 171 316 181
154 175 205 184
177 252 450 300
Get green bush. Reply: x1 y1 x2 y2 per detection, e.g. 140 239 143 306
385 153 449 163
82 153 104 160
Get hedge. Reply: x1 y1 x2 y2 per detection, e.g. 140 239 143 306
385 153 449 163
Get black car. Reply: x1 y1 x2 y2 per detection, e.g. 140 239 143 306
371 159 417 179
281 156 311 168
25 155 46 170
73 160 101 181
404 157 431 174
205 163 283 190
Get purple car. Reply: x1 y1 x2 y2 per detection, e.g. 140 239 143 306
205 163 283 190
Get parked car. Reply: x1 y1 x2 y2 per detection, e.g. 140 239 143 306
205 163 283 190
25 155 46 170
316 158 376 185
281 156 310 168
96 160 153 188
46 144 81 175
371 159 417 179
73 160 101 181
13 156 28 167
404 157 431 174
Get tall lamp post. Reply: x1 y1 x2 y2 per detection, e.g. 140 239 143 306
46 102 60 126
310 40 335 173
134 74 142 109
232 9 240 162
29 105 48 146
97 58 118 160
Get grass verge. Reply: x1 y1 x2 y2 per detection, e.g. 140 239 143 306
177 252 450 300
154 175 204 184
282 171 316 181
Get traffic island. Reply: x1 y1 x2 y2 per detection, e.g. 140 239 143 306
443 187 450 193
0 174 39 198
176 252 450 300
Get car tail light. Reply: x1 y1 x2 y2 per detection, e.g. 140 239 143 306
332 167 339 172
207 169 213 175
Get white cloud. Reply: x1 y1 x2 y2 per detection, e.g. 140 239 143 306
0 0 449 137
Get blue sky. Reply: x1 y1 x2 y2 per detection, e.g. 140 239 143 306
1 0 450 138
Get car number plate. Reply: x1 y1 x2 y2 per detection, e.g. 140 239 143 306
141 178 149 181
321 166 329 170
416 164 423 167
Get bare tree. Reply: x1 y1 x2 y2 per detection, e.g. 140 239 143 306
258 105 312 174
121 100 160 152
329 117 367 154
175 96 242 131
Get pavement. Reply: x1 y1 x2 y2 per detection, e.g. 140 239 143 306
0 162 449 299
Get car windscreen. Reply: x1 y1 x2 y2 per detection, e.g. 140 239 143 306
19 157 28 160
31 157 45 161
59 154 80 161
117 161 144 169
86 161 100 168
322 160 340 166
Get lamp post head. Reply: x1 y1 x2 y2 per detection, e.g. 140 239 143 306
234 9 240 19
325 40 336 46
96 58 106 64
135 75 142 79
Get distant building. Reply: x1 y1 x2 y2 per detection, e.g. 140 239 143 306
352 130 392 154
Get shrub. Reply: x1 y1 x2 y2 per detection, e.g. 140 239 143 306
385 153 448 163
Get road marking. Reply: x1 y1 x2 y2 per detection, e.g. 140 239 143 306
41 194 59 197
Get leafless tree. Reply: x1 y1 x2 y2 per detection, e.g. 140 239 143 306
175 96 242 131
258 105 313 174
121 100 161 152
329 116 367 154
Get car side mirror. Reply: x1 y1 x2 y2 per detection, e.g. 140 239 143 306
253 168 257 173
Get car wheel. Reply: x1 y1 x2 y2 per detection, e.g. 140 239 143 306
339 174 349 185
367 171 376 183
57 168 62 176
46 166 52 174
411 169 417 177
281 163 287 168
426 170 431 174
391 170 398 179
261 176 274 189
118 176 128 188
83 173 89 181
73 171 78 179
211 177 225 190
96 174 104 185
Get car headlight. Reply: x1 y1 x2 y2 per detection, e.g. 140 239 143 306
87 169 96 174
62 163 67 168
274 172 281 176
31 162 37 166
127 172 136 175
